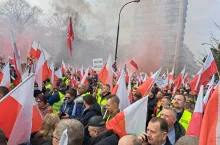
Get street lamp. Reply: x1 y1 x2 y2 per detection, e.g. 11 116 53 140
114 0 140 63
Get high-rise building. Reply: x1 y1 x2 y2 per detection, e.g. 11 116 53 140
132 0 198 74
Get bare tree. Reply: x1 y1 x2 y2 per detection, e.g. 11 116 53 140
0 0 42 35
46 0 88 39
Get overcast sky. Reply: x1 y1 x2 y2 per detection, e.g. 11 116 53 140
28 0 220 60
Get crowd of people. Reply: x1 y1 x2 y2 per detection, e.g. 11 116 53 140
0 63 204 145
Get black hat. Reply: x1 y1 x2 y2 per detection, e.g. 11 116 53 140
88 116 105 127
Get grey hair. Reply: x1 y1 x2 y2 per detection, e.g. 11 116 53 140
175 136 199 145
79 84 86 90
54 119 84 145
162 106 177 119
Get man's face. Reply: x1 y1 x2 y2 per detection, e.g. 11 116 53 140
36 98 45 108
161 98 170 107
52 129 60 145
77 85 85 95
156 92 163 99
173 95 185 110
186 96 194 103
147 122 167 145
160 109 176 128
106 99 115 113
88 126 98 137
65 93 74 103
101 85 109 95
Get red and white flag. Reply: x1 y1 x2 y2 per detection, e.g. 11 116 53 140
182 72 189 86
168 66 174 88
130 59 138 71
67 17 74 56
10 30 22 85
136 67 162 96
189 67 203 93
186 85 203 136
61 60 68 73
199 84 220 145
106 96 148 137
81 66 91 85
173 66 185 94
98 55 113 89
207 74 215 89
0 62 10 87
29 41 40 59
35 52 48 90
0 74 42 145
203 86 214 106
112 69 130 110
197 51 218 91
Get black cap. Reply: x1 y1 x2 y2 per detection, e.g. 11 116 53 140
88 116 105 127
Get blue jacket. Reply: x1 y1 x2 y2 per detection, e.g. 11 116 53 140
60 100 83 119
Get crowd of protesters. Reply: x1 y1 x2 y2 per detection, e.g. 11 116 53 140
0 61 205 145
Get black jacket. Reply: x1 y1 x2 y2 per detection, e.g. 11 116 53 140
166 121 186 144
81 103 102 145
88 130 119 145
30 134 52 145
147 96 157 125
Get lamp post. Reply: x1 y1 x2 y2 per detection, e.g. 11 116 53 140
114 0 140 63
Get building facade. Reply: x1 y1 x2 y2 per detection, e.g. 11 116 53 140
132 0 199 74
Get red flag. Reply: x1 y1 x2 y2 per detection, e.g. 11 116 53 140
199 84 220 145
130 59 138 71
67 17 74 56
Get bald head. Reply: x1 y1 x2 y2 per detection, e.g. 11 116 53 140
118 135 142 145
175 136 199 145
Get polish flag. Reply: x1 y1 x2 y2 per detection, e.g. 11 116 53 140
112 69 130 110
39 44 51 61
106 96 148 137
168 66 174 88
29 41 40 59
136 67 162 96
61 60 68 73
54 68 62 88
199 84 220 145
161 73 166 79
81 66 91 85
182 73 189 86
35 52 48 90
50 62 55 88
207 74 215 89
143 74 148 82
130 59 138 71
197 51 218 90
203 86 214 106
0 62 10 87
189 67 203 93
186 85 204 136
98 55 113 89
11 30 22 85
173 66 185 94
127 71 133 102
0 74 42 144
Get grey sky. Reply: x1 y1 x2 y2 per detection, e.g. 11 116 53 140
29 0 220 61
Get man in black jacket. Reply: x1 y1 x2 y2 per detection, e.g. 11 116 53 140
160 106 185 145
87 116 119 145
80 94 102 144
146 90 158 125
